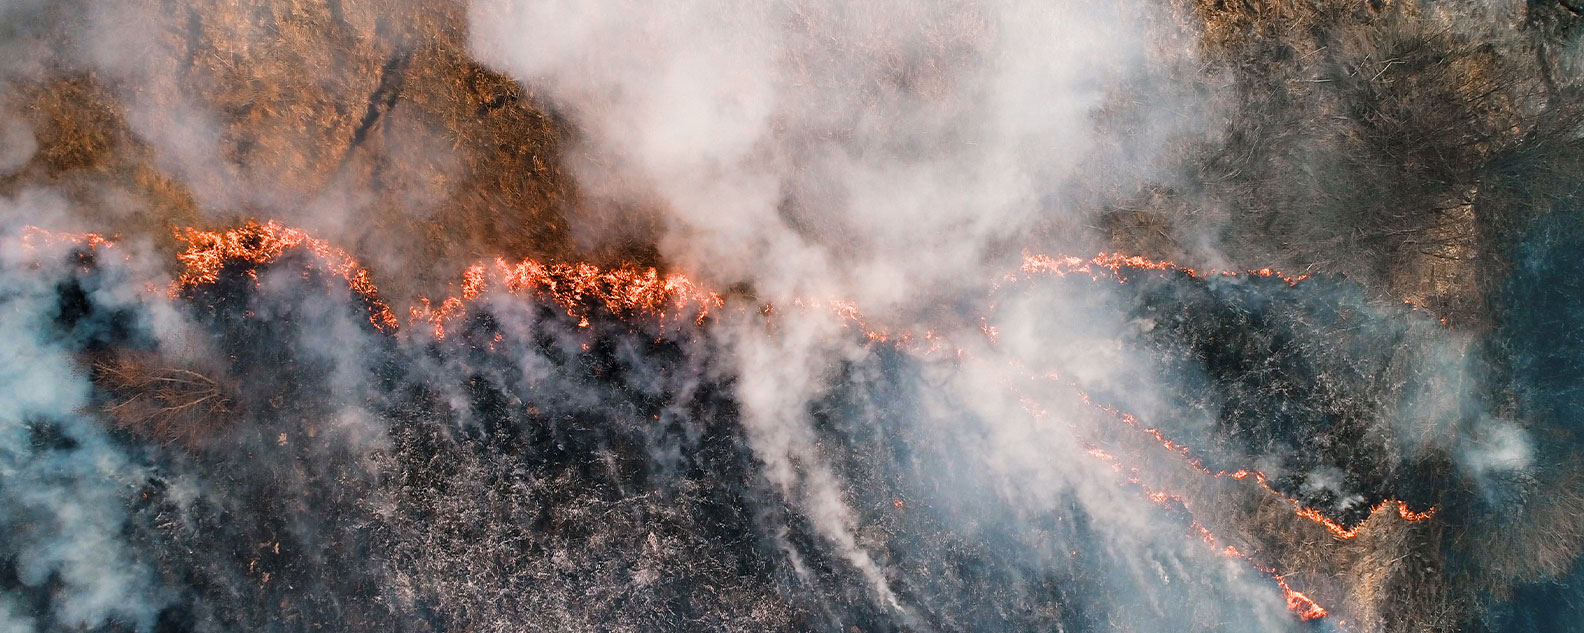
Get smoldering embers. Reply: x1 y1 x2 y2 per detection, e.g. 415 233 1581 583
0 235 1498 632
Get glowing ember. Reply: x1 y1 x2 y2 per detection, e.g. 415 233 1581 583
1018 252 1311 286
1080 438 1329 620
172 222 401 331
22 221 1442 624
21 226 114 251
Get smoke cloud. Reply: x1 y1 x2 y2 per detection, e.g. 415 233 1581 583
0 1 1581 631
468 0 1198 305
466 0 1318 626
0 235 169 632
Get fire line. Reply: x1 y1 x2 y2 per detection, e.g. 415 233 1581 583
20 221 1441 623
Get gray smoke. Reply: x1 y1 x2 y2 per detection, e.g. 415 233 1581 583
0 1 1577 631
0 233 169 632
468 0 1200 304
467 0 1310 626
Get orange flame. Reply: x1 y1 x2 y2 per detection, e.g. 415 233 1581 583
161 221 727 338
1081 442 1328 620
1018 253 1311 286
23 222 1443 623
410 258 725 339
1058 385 1434 621
1059 374 1435 541
21 226 114 251
172 222 401 330
1276 576 1329 621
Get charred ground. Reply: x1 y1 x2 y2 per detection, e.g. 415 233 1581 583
3 1 1584 632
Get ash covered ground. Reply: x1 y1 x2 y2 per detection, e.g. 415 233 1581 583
0 227 1575 633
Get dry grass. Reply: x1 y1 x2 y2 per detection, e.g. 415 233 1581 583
4 1 1582 629
1140 0 1584 329
94 352 236 447
0 0 588 302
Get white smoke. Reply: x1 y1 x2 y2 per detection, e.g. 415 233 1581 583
0 0 1547 628
468 0 1194 306
0 232 170 632
468 1 1301 626
0 597 31 633
727 310 905 609
1461 418 1534 477
0 110 35 176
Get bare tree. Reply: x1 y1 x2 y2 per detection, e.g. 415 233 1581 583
95 353 236 447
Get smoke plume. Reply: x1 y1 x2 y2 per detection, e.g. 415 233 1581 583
2 1 1584 632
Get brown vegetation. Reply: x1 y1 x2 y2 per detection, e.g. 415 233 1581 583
94 351 236 447
0 0 592 303
1122 0 1584 329
5 0 1582 630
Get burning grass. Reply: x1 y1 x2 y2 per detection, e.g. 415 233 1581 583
4 1 1584 629
0 0 586 302
37 221 1494 626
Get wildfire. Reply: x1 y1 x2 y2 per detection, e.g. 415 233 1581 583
21 221 1443 624
1276 576 1329 621
1289 501 1436 538
409 258 724 338
1082 444 1328 620
165 221 725 339
1059 373 1436 541
21 226 114 251
1017 252 1311 286
1068 395 1436 620
173 222 401 330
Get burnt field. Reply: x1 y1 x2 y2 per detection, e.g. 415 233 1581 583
5 1 1584 632
0 222 1577 632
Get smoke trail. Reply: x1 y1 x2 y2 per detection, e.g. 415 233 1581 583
465 2 1324 625
468 0 1199 302
0 1 1581 631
